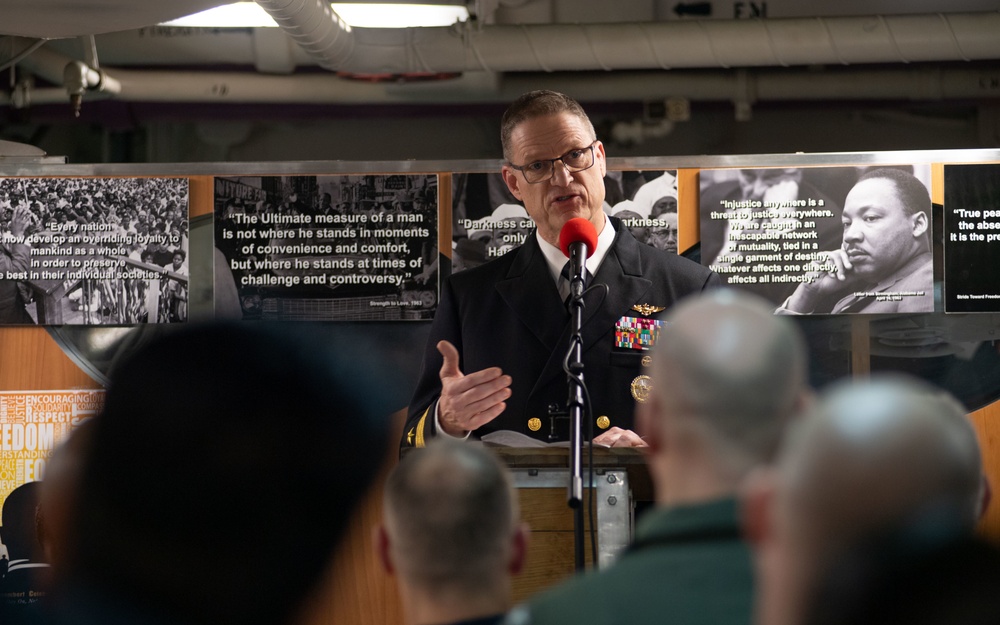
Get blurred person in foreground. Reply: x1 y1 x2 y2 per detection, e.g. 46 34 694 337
516 288 810 625
804 518 1000 625
745 375 987 625
0 482 49 625
377 440 528 625
44 322 394 625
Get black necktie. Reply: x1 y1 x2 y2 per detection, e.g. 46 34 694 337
561 262 589 307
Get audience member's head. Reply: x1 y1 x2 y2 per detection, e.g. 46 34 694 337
1 480 51 625
637 288 810 503
747 375 985 625
38 419 96 566
1 481 44 563
805 528 1000 625
52 322 392 625
378 440 527 625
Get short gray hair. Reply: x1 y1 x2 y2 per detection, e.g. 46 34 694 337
384 440 518 593
779 375 984 562
653 289 809 473
500 90 595 162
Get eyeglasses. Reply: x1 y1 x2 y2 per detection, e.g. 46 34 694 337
650 227 678 240
509 143 597 184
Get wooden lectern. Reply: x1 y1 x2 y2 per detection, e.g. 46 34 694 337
490 447 652 603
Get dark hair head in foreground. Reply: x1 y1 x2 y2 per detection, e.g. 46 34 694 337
55 322 393 625
807 526 1000 625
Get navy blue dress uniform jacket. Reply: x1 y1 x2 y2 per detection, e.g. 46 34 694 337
403 218 720 448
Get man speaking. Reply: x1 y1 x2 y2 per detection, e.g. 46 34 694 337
403 91 719 449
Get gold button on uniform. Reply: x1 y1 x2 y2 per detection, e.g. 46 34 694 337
527 417 542 432
596 416 611 430
641 355 652 367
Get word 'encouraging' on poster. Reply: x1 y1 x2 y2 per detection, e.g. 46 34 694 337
0 390 104 510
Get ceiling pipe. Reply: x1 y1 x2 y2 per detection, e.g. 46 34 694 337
9 47 1000 105
247 7 1000 74
64 59 122 116
255 0 355 71
40 12 1000 75
15 42 121 114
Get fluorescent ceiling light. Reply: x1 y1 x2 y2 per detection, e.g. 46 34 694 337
162 2 469 28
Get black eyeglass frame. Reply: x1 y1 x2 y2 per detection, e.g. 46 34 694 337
507 143 598 184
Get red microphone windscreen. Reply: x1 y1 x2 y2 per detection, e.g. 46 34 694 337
559 218 598 259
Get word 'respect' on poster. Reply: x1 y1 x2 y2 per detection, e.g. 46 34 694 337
215 175 438 321
700 165 934 315
944 164 1000 313
0 178 190 325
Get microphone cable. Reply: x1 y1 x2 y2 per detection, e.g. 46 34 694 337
561 280 609 571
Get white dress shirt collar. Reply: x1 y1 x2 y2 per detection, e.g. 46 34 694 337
536 212 615 285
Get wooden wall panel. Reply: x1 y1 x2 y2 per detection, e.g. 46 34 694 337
0 327 103 390
299 410 405 625
969 402 1000 540
677 168 699 255
189 175 213 218
301 455 405 625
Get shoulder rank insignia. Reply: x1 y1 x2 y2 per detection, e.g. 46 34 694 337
632 303 665 316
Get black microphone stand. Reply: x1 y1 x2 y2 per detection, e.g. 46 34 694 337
565 242 587 572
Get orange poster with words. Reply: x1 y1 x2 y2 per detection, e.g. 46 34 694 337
0 390 104 510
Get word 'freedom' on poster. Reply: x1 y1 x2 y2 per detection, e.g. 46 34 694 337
0 178 190 325
215 174 438 321
0 390 104 510
700 165 934 314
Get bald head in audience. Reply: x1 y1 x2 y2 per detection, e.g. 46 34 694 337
377 440 527 625
638 288 811 503
748 375 985 625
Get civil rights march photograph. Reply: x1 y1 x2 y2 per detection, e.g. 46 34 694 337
0 177 190 325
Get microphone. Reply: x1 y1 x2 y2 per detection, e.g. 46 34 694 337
559 218 598 302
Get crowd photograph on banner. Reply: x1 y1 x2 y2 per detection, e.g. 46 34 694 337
0 177 190 325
